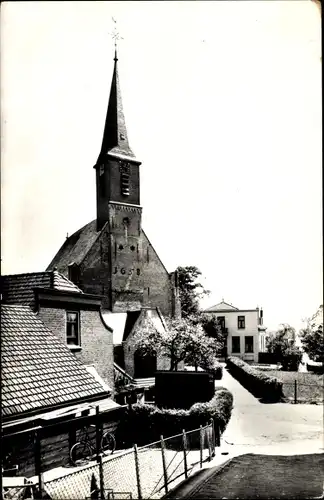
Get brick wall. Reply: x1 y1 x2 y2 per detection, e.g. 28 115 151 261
75 224 176 318
78 310 114 394
37 306 114 394
142 231 173 317
38 307 66 343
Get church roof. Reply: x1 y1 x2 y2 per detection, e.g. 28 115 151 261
1 270 83 307
47 220 103 274
1 304 109 420
95 49 136 166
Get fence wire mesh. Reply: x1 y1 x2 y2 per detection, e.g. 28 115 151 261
2 422 215 500
44 461 100 500
102 449 138 499
136 439 164 499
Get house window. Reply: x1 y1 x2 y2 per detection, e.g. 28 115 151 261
232 336 240 353
238 316 245 329
245 336 254 353
66 311 80 346
217 316 225 330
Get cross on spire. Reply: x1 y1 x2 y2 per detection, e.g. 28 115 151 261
109 17 123 59
95 18 136 166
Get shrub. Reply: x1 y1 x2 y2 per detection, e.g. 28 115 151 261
226 356 283 401
258 352 280 364
115 387 233 447
199 359 223 380
307 363 324 374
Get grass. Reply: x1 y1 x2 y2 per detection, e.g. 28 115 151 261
263 370 324 404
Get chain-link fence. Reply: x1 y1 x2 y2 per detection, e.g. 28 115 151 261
45 461 101 499
102 448 139 499
281 380 324 404
2 420 216 499
40 421 215 499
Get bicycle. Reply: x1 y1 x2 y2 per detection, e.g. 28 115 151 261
69 425 116 466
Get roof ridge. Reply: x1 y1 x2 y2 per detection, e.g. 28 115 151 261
1 271 51 279
1 304 32 309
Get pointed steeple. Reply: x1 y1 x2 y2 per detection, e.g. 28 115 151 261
96 48 135 165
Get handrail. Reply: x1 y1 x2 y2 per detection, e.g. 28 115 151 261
113 362 135 383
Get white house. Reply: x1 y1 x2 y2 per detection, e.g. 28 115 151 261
204 300 267 363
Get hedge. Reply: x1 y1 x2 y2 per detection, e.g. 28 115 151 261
258 352 280 365
115 387 233 447
226 356 283 401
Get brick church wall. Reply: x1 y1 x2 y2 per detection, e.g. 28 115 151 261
142 232 173 318
123 335 170 379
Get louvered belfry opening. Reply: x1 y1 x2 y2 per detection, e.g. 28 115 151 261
119 161 130 196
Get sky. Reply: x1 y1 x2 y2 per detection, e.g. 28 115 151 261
1 1 322 332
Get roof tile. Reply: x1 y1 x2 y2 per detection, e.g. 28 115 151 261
1 304 108 419
1 271 82 307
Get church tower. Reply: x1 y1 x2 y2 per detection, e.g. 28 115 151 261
47 44 180 317
94 49 144 311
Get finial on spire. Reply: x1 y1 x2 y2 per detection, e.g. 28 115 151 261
109 16 123 61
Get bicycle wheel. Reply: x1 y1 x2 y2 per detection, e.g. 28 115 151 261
101 432 116 455
70 441 93 466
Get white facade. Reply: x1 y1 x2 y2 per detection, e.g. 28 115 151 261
204 300 266 363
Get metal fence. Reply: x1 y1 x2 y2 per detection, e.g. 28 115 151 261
281 380 324 404
2 421 217 500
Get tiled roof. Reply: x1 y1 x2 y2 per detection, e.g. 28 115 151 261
1 271 82 307
1 304 108 419
52 271 83 293
46 220 102 275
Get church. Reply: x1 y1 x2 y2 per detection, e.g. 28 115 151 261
47 47 181 379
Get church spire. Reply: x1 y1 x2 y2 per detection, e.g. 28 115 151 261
96 46 135 165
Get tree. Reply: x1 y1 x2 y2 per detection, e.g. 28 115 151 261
299 305 324 362
191 313 227 356
300 325 324 362
176 266 210 318
266 324 302 371
132 316 219 371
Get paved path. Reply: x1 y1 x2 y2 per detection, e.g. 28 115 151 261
216 365 323 455
166 453 324 499
166 365 324 498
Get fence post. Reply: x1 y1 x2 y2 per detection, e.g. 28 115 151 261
34 429 42 497
160 435 169 494
182 430 188 479
210 419 215 457
96 405 101 461
98 455 105 500
134 444 143 500
199 425 203 468
207 424 212 462
215 422 221 447
294 380 297 404
39 473 44 498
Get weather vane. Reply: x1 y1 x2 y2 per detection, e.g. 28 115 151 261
109 17 123 49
